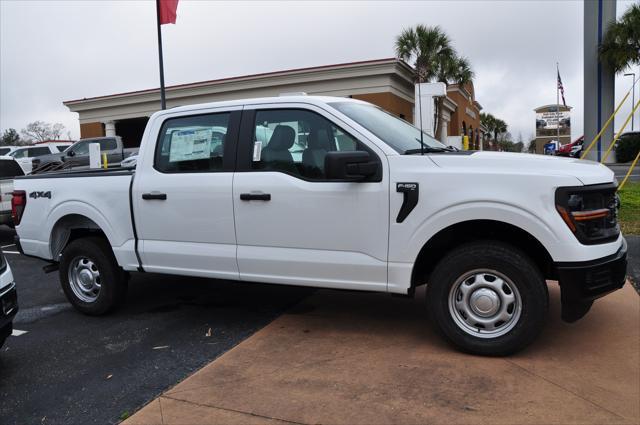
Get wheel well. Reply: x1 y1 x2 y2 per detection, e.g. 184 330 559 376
411 220 554 289
50 214 109 260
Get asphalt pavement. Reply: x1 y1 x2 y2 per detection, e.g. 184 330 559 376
0 226 311 425
607 163 640 183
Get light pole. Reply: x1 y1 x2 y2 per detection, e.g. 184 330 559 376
624 73 636 131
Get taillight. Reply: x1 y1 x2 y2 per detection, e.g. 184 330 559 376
11 190 26 226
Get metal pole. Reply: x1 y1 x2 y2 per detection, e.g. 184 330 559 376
156 0 166 110
557 63 560 148
625 73 636 131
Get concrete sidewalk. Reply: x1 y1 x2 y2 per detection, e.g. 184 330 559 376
125 282 639 425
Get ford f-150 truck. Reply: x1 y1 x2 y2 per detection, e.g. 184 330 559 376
11 96 627 355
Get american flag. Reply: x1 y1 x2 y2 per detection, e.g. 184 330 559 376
557 70 566 107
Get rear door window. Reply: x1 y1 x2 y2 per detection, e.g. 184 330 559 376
155 112 232 173
0 160 25 178
27 147 51 157
99 138 118 151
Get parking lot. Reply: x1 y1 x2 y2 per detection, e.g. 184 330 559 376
0 226 311 425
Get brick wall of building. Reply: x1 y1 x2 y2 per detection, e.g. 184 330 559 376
79 122 105 138
351 92 413 123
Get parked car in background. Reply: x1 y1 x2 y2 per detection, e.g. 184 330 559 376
0 157 25 227
120 154 138 168
13 95 627 356
556 136 583 157
8 142 73 173
614 131 640 163
0 248 18 350
0 146 19 156
31 136 136 171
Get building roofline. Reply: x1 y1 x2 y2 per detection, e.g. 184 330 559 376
64 58 412 105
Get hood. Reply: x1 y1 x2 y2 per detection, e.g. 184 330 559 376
428 151 615 186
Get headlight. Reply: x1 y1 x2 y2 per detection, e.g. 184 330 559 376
555 183 620 245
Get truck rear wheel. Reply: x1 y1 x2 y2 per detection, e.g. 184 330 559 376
426 241 548 356
59 237 127 315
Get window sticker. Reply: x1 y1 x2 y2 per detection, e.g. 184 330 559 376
169 129 213 163
253 141 262 162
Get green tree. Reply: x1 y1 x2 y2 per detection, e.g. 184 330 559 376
395 25 474 137
480 112 508 149
599 3 640 73
1 128 21 146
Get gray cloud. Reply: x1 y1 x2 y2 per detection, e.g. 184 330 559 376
1 0 638 142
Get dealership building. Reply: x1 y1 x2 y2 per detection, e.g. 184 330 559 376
64 58 487 149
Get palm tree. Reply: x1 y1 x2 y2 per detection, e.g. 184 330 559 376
480 112 496 149
395 25 473 137
480 112 507 150
599 3 640 73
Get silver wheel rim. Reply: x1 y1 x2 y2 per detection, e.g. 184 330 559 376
68 256 101 303
448 269 522 339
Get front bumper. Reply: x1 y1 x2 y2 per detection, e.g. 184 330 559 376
0 282 18 340
555 238 628 322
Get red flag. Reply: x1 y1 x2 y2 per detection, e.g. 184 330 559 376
158 0 179 25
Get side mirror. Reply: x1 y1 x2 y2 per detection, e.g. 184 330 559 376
67 150 75 157
325 151 379 181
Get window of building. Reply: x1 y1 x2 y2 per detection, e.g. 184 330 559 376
155 113 230 173
251 109 364 180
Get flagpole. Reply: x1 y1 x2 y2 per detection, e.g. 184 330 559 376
556 62 560 145
156 0 167 110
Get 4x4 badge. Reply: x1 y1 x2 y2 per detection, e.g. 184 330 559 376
29 191 51 199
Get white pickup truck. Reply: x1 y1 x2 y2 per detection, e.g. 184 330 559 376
12 96 627 355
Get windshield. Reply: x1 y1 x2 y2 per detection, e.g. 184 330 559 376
329 102 448 153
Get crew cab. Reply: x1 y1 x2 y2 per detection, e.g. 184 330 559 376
31 136 136 172
12 96 627 355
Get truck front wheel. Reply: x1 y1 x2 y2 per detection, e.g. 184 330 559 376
426 241 548 356
59 237 127 315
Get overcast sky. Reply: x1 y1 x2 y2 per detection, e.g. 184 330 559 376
1 0 638 141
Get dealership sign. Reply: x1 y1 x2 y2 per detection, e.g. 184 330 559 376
536 109 570 138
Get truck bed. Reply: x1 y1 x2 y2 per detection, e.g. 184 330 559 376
13 168 138 269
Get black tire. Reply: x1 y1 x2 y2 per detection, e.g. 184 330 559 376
59 237 127 315
426 241 548 356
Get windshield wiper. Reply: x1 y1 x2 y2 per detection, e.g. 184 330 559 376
404 146 452 155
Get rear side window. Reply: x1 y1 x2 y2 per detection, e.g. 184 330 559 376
155 113 231 173
0 160 24 178
27 147 50 157
99 138 117 151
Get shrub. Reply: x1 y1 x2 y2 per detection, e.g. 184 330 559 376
615 132 640 163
